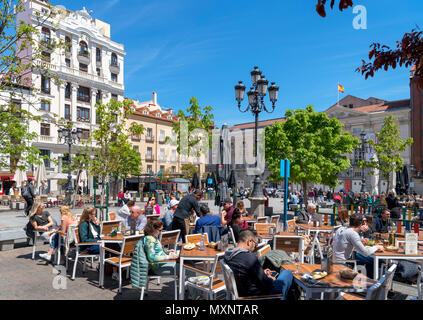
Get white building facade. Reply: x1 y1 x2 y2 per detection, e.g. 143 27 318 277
10 0 126 194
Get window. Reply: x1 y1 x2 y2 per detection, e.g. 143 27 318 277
65 36 71 52
160 165 165 172
77 107 90 122
160 148 165 161
81 129 90 140
40 100 50 111
159 130 165 142
156 113 161 117
79 63 88 72
40 123 50 136
146 128 152 139
96 68 101 76
65 58 71 67
96 48 101 62
111 73 117 82
353 128 362 134
79 41 88 54
168 115 172 120
41 51 50 62
171 150 176 162
111 53 118 66
147 165 152 173
147 147 152 159
41 27 50 43
349 104 353 108
65 83 71 99
39 149 50 168
143 110 148 115
96 90 102 104
111 94 118 101
77 86 90 102
64 104 71 120
41 75 50 94
133 146 139 152
171 166 176 173
41 8 49 14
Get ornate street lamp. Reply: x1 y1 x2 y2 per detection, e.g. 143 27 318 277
360 132 370 193
58 127 82 205
235 66 279 197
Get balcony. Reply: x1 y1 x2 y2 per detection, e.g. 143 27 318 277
77 50 90 65
146 135 154 143
77 95 90 103
109 60 120 74
40 39 54 52
38 135 54 143
131 134 141 142
146 155 154 162
159 136 166 144
36 60 56 71
41 87 50 94
65 45 72 58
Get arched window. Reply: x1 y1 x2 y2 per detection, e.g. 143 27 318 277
79 41 88 53
41 27 50 43
111 53 118 66
65 36 71 52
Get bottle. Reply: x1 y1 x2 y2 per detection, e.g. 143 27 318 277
200 233 205 251
130 220 136 236
388 232 393 246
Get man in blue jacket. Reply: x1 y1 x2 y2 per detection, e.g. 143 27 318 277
194 205 221 234
374 208 391 233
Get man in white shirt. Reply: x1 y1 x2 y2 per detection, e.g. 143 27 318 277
124 206 147 232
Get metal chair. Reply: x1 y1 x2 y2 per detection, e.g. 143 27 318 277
257 244 271 257
273 235 305 263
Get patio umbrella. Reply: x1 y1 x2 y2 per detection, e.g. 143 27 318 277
389 169 396 195
228 170 238 205
13 168 27 188
34 162 47 193
78 169 88 193
402 165 409 195
369 154 379 196
395 171 402 195
191 172 200 190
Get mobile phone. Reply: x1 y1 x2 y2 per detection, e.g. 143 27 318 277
271 271 279 278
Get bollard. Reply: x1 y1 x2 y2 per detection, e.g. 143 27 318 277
350 205 354 217
414 222 420 234
397 221 402 234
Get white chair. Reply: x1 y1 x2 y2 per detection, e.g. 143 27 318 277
228 226 237 246
257 244 271 258
185 233 209 245
31 231 45 260
184 253 226 300
273 235 304 263
159 230 180 251
69 228 101 280
103 235 143 293
100 220 121 235
340 264 398 300
270 215 280 225
220 260 282 300
257 217 268 223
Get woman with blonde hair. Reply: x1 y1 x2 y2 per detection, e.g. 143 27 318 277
25 201 53 242
39 206 77 262
235 200 249 229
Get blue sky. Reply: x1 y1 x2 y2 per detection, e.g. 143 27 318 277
61 0 423 127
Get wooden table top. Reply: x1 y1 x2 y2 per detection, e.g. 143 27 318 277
261 231 298 239
281 264 376 289
372 246 423 257
375 232 423 241
242 216 257 222
297 223 334 231
180 245 228 258
101 232 144 241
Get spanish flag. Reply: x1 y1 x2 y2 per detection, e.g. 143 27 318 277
338 84 345 93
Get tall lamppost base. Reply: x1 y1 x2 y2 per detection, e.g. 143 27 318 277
251 175 264 198
65 188 73 206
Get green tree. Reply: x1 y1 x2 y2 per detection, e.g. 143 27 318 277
171 96 215 160
358 115 413 194
181 163 199 180
77 99 144 220
0 1 64 172
265 105 359 205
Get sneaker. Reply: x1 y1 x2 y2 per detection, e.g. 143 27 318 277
39 253 51 262
112 273 119 281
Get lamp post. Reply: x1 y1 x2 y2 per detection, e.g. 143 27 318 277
234 66 279 197
359 132 370 193
410 164 416 195
58 127 82 205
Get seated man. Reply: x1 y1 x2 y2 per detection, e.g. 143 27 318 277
297 203 321 225
194 204 221 234
374 209 391 233
287 192 298 207
333 214 384 278
224 229 294 299
124 206 147 232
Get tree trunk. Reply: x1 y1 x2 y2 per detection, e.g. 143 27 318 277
302 180 308 208
72 170 81 209
386 174 391 195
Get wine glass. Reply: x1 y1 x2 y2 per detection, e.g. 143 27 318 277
294 254 302 275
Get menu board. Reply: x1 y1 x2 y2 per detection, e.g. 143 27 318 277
405 233 418 255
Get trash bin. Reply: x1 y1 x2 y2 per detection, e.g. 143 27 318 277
155 190 163 206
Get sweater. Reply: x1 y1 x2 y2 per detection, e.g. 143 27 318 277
78 221 101 243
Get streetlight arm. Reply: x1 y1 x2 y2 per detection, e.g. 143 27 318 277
237 101 250 113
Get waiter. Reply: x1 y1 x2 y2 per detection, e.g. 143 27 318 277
172 189 203 242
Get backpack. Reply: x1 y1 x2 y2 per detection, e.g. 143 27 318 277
22 185 31 198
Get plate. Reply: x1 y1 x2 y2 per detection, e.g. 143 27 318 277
184 244 196 250
385 246 399 252
310 271 328 280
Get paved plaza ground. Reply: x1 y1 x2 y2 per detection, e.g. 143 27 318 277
0 198 419 300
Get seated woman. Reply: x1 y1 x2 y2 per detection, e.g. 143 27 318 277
335 208 349 227
228 209 243 243
26 201 54 243
78 207 121 281
145 196 160 215
143 220 179 274
235 200 249 229
39 205 77 262
359 215 374 240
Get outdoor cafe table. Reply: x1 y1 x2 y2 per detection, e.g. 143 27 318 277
242 216 257 228
178 245 228 300
296 224 336 264
371 245 423 280
375 232 423 242
260 231 298 241
281 263 376 300
99 232 144 287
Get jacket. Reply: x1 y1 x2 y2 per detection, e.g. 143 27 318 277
200 225 227 242
78 221 101 243
373 216 389 233
130 239 149 288
258 249 293 270
23 182 35 199
173 193 201 220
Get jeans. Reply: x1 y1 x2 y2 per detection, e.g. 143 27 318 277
270 270 294 299
24 197 34 216
355 252 381 279
50 233 64 254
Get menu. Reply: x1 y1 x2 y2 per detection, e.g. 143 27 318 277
405 233 418 255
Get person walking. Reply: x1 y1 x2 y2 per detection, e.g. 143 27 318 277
23 178 36 217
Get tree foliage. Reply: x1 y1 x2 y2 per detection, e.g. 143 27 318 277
265 105 359 205
358 115 413 194
171 96 215 160
181 163 199 180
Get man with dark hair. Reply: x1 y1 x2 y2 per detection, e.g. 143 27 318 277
220 198 235 226
333 214 384 277
23 178 36 216
172 189 202 242
224 229 294 299
194 204 221 233
374 209 391 233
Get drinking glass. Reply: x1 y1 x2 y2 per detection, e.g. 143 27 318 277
294 255 301 275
